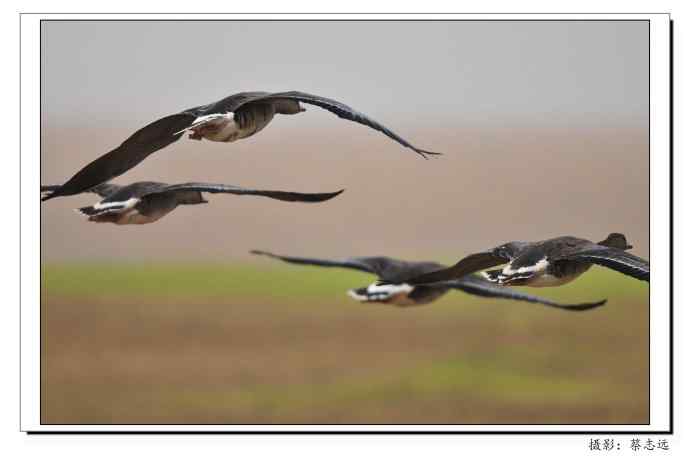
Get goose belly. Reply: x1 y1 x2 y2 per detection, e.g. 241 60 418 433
115 195 179 225
202 107 276 142
202 119 246 143
88 209 156 225
524 272 583 287
113 208 166 225
385 292 419 306
526 261 592 287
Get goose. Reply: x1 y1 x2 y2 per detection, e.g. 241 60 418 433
41 91 440 201
250 250 606 311
40 182 343 225
386 233 649 287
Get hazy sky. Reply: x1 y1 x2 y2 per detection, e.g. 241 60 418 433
41 20 649 127
40 20 649 262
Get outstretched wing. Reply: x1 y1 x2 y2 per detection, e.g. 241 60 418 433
558 248 650 282
87 183 123 197
42 114 196 201
40 185 61 200
386 250 511 286
41 182 122 199
222 91 440 159
186 91 272 114
249 250 438 282
446 275 607 311
250 250 382 275
148 183 344 203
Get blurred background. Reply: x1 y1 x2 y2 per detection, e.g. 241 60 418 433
40 20 649 424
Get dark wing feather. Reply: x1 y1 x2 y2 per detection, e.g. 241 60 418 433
250 250 380 275
446 275 607 311
87 183 123 198
232 91 440 159
185 91 272 115
40 185 61 200
41 183 122 199
42 114 196 201
387 250 510 286
99 182 168 202
368 259 445 283
148 183 344 203
558 248 650 282
249 250 442 281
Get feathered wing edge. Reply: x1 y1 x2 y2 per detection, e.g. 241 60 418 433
41 182 122 200
42 88 442 202
211 91 442 159
42 114 195 201
151 183 344 203
447 276 607 311
381 250 509 286
250 250 378 275
562 248 650 282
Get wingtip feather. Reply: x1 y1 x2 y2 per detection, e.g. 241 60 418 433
566 298 608 311
250 249 273 258
41 190 58 202
311 188 345 202
416 149 443 159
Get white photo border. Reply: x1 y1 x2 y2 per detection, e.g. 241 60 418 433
20 12 671 433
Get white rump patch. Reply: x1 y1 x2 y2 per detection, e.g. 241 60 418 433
502 257 549 276
347 289 369 302
174 112 234 135
93 197 139 211
347 283 414 302
481 271 499 283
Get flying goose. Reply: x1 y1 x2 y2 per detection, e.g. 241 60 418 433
386 233 649 287
41 91 440 201
250 250 606 311
40 182 343 225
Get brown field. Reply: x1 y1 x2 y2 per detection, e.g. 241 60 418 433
40 125 650 425
41 264 649 425
40 124 650 426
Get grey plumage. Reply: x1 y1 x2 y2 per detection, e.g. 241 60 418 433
391 233 649 287
42 181 344 225
556 248 650 281
250 250 606 311
42 91 439 201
